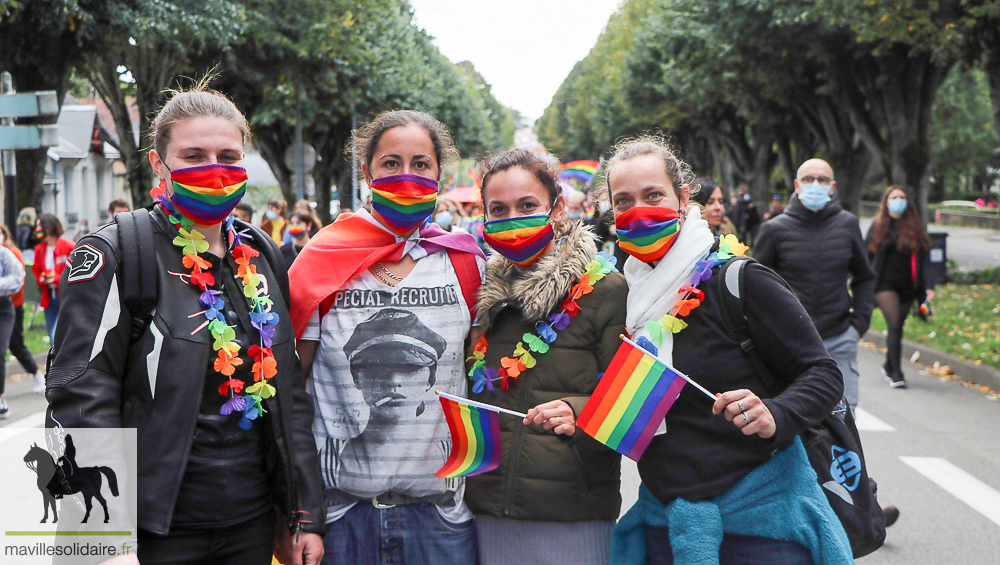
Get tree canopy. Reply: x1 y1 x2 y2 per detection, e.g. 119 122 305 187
536 0 1000 216
0 0 516 220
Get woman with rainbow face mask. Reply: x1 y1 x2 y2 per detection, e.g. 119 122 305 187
44 83 326 565
464 148 628 565
603 136 852 565
289 110 486 565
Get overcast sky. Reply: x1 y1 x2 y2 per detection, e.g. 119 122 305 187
408 0 623 122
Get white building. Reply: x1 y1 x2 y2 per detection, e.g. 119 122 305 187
43 104 128 235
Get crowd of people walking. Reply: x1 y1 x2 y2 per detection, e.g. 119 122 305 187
12 84 939 564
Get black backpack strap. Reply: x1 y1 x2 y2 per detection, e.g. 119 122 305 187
115 209 158 340
717 256 778 392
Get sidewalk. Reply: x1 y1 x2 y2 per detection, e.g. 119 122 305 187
863 329 1000 393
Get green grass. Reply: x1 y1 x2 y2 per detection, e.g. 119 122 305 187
23 328 50 355
869 283 1000 370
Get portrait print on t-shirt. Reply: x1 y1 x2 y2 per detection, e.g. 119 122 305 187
305 252 474 507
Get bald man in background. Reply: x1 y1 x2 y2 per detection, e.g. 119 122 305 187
754 158 875 410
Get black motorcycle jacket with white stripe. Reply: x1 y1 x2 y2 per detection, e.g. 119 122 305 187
44 205 325 536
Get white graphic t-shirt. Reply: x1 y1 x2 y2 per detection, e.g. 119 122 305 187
302 245 483 523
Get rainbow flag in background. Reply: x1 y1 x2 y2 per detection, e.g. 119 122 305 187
577 337 687 461
559 160 600 183
436 395 503 478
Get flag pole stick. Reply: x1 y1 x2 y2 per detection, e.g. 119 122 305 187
620 335 717 402
436 390 529 419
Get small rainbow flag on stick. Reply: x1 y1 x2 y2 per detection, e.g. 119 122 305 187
577 336 715 461
435 391 525 478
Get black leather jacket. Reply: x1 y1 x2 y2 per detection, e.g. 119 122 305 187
45 205 325 536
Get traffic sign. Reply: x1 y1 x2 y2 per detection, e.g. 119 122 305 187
0 124 59 149
0 91 58 118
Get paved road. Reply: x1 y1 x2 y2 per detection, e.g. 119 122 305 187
6 344 998 563
860 218 1000 272
620 340 1000 563
0 353 47 423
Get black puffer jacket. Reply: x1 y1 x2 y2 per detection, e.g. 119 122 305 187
465 222 627 522
45 205 325 536
754 193 876 339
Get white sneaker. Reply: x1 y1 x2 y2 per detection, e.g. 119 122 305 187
32 374 45 394
0 397 8 419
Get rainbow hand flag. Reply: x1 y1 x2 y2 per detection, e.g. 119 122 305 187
436 392 507 478
577 336 700 461
559 160 600 183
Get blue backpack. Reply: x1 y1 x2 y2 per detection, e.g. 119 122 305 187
718 256 886 558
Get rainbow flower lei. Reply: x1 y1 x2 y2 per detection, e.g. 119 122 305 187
467 252 618 393
152 184 280 430
643 234 749 347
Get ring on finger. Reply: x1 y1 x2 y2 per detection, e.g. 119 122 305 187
737 399 745 412
555 417 562 425
741 412 750 424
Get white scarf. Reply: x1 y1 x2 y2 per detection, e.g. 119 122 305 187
624 206 715 364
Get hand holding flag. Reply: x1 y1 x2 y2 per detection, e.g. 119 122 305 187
576 335 715 461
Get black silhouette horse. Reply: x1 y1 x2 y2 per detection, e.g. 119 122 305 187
23 435 119 523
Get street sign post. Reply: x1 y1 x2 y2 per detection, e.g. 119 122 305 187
0 72 60 230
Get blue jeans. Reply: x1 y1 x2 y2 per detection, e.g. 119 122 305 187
322 502 476 565
44 288 60 343
823 326 860 409
645 526 814 565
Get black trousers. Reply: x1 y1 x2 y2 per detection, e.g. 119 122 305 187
8 304 39 375
0 297 15 395
137 510 275 565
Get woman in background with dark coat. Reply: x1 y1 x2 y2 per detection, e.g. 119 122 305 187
865 185 934 389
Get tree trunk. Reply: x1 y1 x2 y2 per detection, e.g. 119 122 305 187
981 41 1000 153
747 125 777 201
827 143 872 216
14 148 49 214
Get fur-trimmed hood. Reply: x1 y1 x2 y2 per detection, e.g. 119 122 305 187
476 220 598 330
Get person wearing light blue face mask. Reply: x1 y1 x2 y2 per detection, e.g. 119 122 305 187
755 158 877 412
864 185 935 391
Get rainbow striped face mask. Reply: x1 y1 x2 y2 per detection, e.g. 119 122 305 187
482 210 555 268
167 164 248 226
614 206 681 262
288 225 308 240
370 174 439 235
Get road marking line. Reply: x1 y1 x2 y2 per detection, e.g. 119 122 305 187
854 407 896 431
900 456 1000 527
0 411 46 444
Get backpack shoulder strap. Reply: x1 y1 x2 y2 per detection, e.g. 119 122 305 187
446 248 481 322
717 256 777 392
115 209 158 340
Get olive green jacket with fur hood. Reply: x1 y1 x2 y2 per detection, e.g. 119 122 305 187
465 221 627 522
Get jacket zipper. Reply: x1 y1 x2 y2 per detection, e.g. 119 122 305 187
502 342 532 517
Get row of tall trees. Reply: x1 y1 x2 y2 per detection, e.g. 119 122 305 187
536 0 1000 216
0 0 515 222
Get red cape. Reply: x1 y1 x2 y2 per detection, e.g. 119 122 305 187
288 212 483 338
